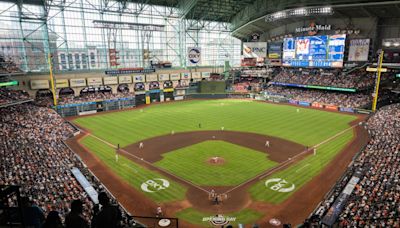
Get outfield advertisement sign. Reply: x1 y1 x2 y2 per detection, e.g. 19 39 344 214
170 73 180 81
133 75 145 83
348 39 370 62
187 47 201 65
55 79 69 88
30 80 50 89
70 78 86 87
87 77 103 86
298 101 310 106
243 42 267 58
103 77 118 85
118 76 132 84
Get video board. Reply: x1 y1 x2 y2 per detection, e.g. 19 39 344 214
282 34 346 68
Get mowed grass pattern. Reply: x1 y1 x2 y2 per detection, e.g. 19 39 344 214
249 129 354 203
80 136 187 202
73 100 357 148
154 140 278 186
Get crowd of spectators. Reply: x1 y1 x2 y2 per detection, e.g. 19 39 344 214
265 86 371 108
0 88 30 106
272 69 375 89
0 55 23 74
58 92 135 105
309 103 400 227
0 103 133 227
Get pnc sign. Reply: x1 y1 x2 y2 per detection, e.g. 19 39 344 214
141 178 170 193
265 178 295 193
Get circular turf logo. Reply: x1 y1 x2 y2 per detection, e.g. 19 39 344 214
141 178 170 193
202 214 236 226
265 178 295 193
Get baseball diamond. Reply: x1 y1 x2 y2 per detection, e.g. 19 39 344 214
67 99 368 227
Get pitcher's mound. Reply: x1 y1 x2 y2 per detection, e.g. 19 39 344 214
207 157 225 165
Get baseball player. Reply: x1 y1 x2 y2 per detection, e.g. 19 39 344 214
265 140 270 147
139 142 144 149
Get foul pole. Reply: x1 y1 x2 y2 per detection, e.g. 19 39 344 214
371 51 384 112
47 53 57 106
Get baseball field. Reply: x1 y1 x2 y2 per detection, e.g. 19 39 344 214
68 99 368 227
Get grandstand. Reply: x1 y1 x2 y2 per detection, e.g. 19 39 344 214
0 0 399 227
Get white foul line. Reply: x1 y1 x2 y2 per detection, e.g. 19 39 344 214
295 164 310 173
223 123 359 195
79 129 211 194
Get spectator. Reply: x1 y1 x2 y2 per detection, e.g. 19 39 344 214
21 197 45 228
91 192 122 228
42 210 64 228
65 200 88 228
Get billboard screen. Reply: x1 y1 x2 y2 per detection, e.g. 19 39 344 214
283 34 346 68
243 42 267 58
348 39 370 61
268 42 282 59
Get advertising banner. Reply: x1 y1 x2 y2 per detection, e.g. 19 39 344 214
298 101 310 106
30 80 50 89
70 78 86 87
133 75 145 82
118 76 132 84
146 74 158 82
170 73 180 81
158 74 169 81
325 105 338 110
312 102 323 108
87 77 103 86
55 79 69 88
339 107 354 113
243 42 267 58
181 72 191 80
201 72 211 78
288 99 298 104
103 77 118 85
187 47 201 65
268 42 282 59
348 39 370 61
191 72 201 79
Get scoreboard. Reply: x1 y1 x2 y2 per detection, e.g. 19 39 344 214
283 34 346 68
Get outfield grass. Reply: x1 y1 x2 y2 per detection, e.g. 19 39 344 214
154 140 278 186
80 135 187 202
73 100 357 148
175 208 263 227
249 129 354 203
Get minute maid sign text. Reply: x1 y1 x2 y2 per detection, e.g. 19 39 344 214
188 47 201 65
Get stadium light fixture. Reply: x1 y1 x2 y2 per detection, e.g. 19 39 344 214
265 6 333 22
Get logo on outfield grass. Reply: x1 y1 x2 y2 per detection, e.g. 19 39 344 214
265 178 295 193
141 178 170 193
202 214 236 226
